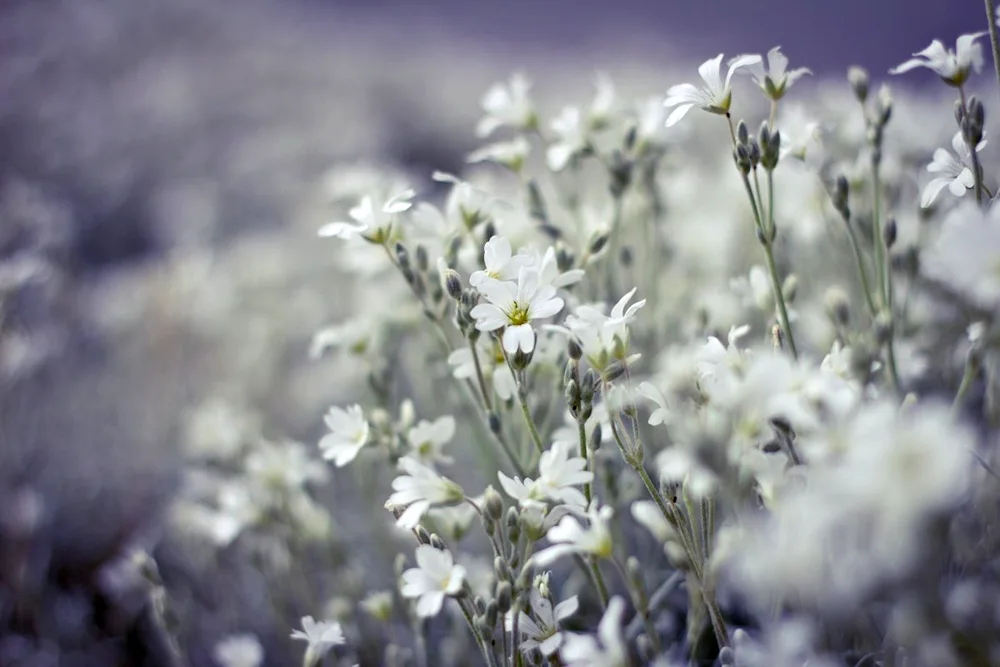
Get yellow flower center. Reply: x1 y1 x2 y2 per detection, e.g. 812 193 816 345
507 302 530 326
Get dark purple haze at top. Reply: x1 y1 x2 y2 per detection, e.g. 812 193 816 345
318 0 982 78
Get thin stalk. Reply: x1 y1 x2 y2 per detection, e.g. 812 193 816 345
870 163 903 395
986 0 1000 98
588 557 611 608
499 346 546 454
460 601 497 667
612 557 663 654
952 354 981 416
577 421 593 504
840 213 879 316
959 86 987 206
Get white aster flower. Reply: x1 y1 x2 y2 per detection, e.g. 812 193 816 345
318 405 370 467
213 633 263 667
477 72 537 137
547 106 590 171
386 456 465 529
743 46 811 100
664 53 762 126
400 544 466 617
470 235 535 287
508 584 579 656
921 130 987 208
318 188 414 242
471 268 565 355
291 616 345 667
498 439 593 509
407 415 456 465
533 503 614 566
467 136 532 172
560 596 628 667
889 32 987 86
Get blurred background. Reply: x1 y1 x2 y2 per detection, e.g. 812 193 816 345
0 0 985 664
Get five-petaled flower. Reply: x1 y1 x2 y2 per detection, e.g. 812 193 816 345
471 268 565 356
498 439 593 509
664 53 762 126
400 544 467 617
921 130 987 208
889 32 987 86
318 405 370 467
291 616 345 667
532 503 615 566
386 456 465 529
508 580 579 657
559 596 629 667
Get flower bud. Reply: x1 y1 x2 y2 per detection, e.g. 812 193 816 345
485 599 500 627
494 556 512 582
496 582 513 614
567 338 583 361
874 310 894 344
589 231 609 255
883 217 897 249
488 411 502 435
430 533 447 550
736 119 749 146
824 287 851 327
416 526 431 544
833 174 850 218
848 66 869 103
484 485 504 521
443 269 463 300
782 274 798 303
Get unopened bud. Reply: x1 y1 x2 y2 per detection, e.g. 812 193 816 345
429 534 446 550
848 66 869 103
496 583 513 613
488 412 502 434
567 338 583 361
825 287 851 327
414 244 429 272
443 269 463 299
494 556 512 582
395 242 411 270
484 485 504 521
736 119 749 146
874 311 894 344
589 232 610 255
782 274 798 303
416 526 432 544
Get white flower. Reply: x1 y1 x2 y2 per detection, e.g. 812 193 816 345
730 265 773 312
213 633 263 667
318 405 369 467
560 596 628 667
777 104 823 162
400 544 466 617
630 500 672 542
509 584 579 656
467 136 532 171
291 616 345 667
923 201 1000 307
246 440 328 491
921 131 987 208
533 503 614 566
547 106 589 171
318 188 414 241
557 288 646 369
470 235 534 287
471 268 565 355
386 456 465 529
637 381 672 426
477 72 537 137
664 53 762 126
407 415 456 465
432 171 498 230
889 32 987 85
743 46 811 100
498 439 593 508
535 245 585 288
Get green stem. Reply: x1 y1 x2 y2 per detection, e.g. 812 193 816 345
612 557 663 654
499 345 546 455
578 421 593 504
959 86 987 207
839 212 878 316
588 557 611 608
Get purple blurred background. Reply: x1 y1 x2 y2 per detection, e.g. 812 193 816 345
322 0 980 75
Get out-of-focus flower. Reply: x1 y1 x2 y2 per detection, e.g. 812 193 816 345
921 131 987 208
213 633 264 667
318 188 414 242
400 544 466 617
742 46 811 100
664 53 762 126
407 415 456 465
559 596 628 667
547 106 590 171
477 73 537 137
555 288 646 370
471 268 565 355
923 201 1000 307
318 405 370 467
447 342 517 402
533 503 614 566
291 616 345 667
889 32 987 86
386 456 465 528
468 136 533 172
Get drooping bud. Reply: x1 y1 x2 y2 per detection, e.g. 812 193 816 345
484 485 504 521
847 66 869 103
